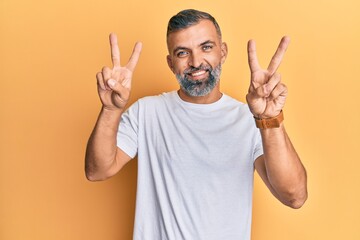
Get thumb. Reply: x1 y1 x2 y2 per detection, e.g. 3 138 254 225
107 79 130 100
107 79 118 89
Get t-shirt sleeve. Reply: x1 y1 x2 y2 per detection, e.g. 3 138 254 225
253 129 264 162
116 101 139 159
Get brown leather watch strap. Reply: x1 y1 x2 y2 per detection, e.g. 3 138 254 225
254 110 284 129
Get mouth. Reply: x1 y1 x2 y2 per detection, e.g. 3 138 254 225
186 70 209 80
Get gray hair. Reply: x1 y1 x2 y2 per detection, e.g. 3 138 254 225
167 9 222 39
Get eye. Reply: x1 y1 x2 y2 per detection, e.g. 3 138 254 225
202 45 213 51
176 51 189 58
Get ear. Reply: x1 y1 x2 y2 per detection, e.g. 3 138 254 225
220 42 228 64
166 55 175 73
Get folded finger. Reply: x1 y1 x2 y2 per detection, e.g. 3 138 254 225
254 73 281 97
96 72 106 91
102 66 112 89
266 72 282 92
268 82 288 102
102 66 112 80
107 79 130 103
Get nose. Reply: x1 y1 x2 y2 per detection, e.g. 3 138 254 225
188 53 203 68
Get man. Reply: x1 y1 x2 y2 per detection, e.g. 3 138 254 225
85 9 307 240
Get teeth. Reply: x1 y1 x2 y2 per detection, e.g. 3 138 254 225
191 70 206 77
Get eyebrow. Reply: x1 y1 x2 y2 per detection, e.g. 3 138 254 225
200 40 216 46
172 40 217 55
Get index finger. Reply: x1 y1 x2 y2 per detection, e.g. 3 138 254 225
109 33 121 67
267 36 290 74
247 39 261 73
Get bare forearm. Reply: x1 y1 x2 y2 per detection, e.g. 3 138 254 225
86 34 141 181
260 124 307 208
85 107 123 181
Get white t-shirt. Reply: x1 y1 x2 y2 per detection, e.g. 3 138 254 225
117 91 263 240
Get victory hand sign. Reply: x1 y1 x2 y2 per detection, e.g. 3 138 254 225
96 33 142 111
246 36 290 119
85 34 142 181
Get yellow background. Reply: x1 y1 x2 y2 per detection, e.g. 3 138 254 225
1 0 359 239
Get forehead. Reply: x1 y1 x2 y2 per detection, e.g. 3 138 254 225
167 20 220 51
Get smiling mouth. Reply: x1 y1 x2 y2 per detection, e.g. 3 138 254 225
187 70 209 80
190 70 207 76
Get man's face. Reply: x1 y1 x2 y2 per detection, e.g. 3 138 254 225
167 20 227 97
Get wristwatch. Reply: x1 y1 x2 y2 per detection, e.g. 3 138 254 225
254 110 284 129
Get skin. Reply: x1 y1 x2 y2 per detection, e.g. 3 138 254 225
175 63 222 97
246 37 308 208
167 20 228 104
85 34 142 180
85 20 307 209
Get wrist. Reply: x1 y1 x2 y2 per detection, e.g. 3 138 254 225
98 106 124 127
101 105 125 114
254 110 284 129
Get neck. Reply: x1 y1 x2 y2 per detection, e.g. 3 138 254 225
177 85 223 104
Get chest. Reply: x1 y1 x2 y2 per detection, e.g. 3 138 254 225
138 103 256 173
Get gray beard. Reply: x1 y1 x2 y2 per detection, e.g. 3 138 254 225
176 64 222 97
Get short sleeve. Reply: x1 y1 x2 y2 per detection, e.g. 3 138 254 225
116 101 139 158
253 129 264 162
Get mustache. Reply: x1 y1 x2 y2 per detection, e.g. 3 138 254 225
183 64 212 74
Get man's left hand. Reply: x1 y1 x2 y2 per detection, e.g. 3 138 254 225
246 36 290 119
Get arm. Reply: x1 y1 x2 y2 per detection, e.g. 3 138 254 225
85 108 131 181
255 125 307 208
246 37 307 208
85 33 142 181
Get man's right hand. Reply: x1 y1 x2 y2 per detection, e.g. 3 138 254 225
96 33 142 111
